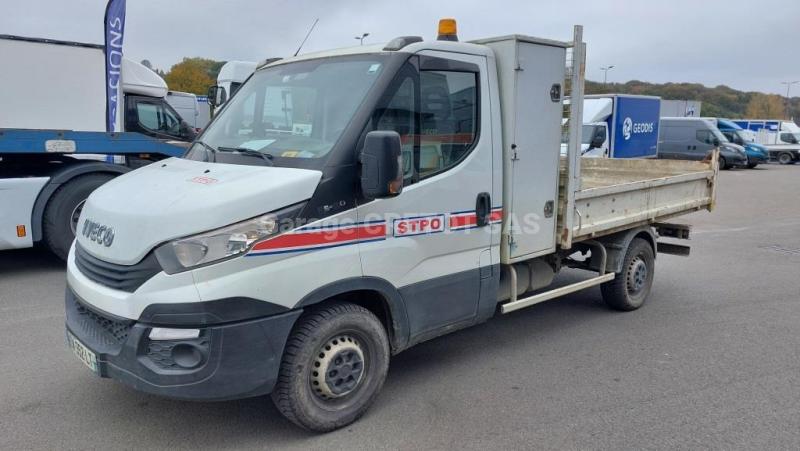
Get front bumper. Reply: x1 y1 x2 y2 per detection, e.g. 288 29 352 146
64 287 301 401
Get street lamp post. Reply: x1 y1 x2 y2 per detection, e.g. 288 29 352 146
781 80 799 120
600 65 615 87
355 33 369 45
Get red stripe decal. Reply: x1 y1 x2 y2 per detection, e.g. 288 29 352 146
449 214 477 228
251 223 385 252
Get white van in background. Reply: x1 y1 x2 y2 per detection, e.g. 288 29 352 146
166 91 210 131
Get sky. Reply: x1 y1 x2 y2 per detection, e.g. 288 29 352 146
2 0 800 95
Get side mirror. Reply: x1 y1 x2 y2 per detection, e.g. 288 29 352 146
360 131 403 199
207 85 227 107
712 137 721 146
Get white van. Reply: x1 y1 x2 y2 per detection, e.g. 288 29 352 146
166 91 210 131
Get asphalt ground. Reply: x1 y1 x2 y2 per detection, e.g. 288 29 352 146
1 164 799 450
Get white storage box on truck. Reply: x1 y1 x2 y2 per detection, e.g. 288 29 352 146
0 35 194 259
64 21 717 432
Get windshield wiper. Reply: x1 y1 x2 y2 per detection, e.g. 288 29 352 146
216 146 275 165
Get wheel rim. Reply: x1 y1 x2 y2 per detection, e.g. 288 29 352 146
310 334 365 400
69 200 86 235
780 154 791 164
626 256 648 296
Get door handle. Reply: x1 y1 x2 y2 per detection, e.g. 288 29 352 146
475 192 491 227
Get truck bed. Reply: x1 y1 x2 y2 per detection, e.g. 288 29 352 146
557 156 717 246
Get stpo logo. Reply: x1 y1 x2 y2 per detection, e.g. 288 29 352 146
622 117 654 140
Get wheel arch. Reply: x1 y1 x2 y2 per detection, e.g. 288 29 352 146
597 226 657 274
296 277 411 353
31 162 128 242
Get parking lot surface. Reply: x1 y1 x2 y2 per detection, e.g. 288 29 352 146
1 165 799 450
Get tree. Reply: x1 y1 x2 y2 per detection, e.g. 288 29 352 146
745 93 785 119
163 57 222 95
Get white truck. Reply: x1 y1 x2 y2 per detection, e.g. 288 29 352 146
212 60 258 107
0 35 193 259
64 22 718 432
732 119 800 164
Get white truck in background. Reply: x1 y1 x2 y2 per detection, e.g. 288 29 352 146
732 119 800 164
64 21 718 432
0 35 193 259
212 60 258 107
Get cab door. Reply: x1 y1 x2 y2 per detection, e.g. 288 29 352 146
357 52 498 342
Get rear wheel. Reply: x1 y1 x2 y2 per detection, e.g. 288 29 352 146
778 152 793 165
271 302 390 432
601 238 655 311
43 173 115 261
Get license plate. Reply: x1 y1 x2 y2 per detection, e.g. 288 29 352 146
66 331 98 374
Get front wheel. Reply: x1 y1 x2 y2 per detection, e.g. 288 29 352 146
43 173 115 261
778 152 793 165
601 238 655 311
271 302 390 432
747 163 758 169
718 156 727 170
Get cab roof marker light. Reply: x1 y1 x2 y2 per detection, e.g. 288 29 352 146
437 18 458 41
383 36 423 51
149 328 200 341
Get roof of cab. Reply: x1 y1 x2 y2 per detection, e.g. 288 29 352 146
258 38 495 71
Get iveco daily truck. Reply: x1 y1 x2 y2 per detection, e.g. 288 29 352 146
0 35 193 259
64 21 718 432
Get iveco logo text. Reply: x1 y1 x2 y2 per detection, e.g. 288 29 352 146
82 219 115 247
622 117 654 140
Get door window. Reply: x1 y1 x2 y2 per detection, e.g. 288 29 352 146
136 101 182 136
373 66 478 184
696 130 714 144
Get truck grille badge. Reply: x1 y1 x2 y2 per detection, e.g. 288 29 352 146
82 219 115 247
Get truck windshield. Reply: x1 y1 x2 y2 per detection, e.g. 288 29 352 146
186 55 388 167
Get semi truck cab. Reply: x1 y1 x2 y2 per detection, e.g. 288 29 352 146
64 22 717 432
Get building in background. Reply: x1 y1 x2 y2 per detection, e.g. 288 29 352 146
660 99 702 118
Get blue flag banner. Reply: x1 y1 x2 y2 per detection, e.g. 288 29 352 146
104 0 126 132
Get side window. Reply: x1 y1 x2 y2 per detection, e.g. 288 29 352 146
375 77 417 179
136 101 181 135
418 70 478 178
696 130 711 144
372 64 479 185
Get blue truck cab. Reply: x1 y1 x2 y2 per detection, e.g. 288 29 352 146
713 119 769 168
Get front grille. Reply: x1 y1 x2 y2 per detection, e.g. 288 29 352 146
75 244 161 292
74 300 134 345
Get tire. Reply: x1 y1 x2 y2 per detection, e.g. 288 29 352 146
271 302 390 432
600 238 655 311
42 173 115 261
778 152 793 165
747 163 758 169
718 156 727 170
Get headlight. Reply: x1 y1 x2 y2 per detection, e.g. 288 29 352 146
155 203 304 273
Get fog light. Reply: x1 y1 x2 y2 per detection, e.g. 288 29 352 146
171 343 203 369
149 328 200 341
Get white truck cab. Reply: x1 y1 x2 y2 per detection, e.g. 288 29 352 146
64 21 717 432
